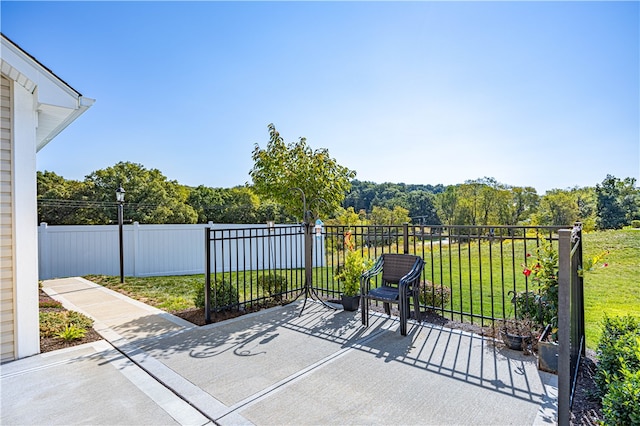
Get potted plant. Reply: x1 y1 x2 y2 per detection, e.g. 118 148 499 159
334 249 372 311
498 317 536 353
506 241 560 365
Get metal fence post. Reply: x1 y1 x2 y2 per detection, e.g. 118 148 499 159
403 222 409 254
305 221 313 288
557 228 571 426
204 226 211 324
574 223 586 356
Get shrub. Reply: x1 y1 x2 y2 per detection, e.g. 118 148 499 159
57 324 87 341
39 299 63 309
596 314 640 425
631 220 640 229
257 273 288 301
193 282 205 309
602 365 640 425
193 279 240 311
509 290 555 328
40 311 93 338
419 281 451 309
334 250 373 296
596 314 640 395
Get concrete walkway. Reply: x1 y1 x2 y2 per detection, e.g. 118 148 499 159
2 277 558 425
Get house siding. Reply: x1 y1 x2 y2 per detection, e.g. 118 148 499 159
0 74 14 362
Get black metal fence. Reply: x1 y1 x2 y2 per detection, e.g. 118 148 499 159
319 224 574 325
204 223 581 324
204 224 308 319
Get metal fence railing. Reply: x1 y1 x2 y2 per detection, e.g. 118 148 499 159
204 223 581 323
319 224 574 326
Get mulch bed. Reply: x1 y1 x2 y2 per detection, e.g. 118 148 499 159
38 290 103 353
40 328 103 353
171 299 286 326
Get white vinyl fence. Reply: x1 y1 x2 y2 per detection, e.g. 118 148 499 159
38 222 323 280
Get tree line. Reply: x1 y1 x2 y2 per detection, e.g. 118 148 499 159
37 162 638 231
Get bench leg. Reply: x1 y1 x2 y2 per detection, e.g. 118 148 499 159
361 297 368 327
399 297 407 336
412 293 421 322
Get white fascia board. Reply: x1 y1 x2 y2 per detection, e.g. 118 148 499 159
1 36 95 151
36 96 95 152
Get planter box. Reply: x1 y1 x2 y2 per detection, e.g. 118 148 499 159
341 295 360 311
537 325 558 374
538 341 558 374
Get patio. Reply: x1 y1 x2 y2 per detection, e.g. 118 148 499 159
2 277 558 425
140 303 558 425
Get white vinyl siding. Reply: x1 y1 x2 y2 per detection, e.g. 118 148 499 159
0 74 14 362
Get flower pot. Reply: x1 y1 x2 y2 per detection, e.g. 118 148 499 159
501 330 532 351
341 295 360 311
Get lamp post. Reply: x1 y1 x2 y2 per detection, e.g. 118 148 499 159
116 186 125 283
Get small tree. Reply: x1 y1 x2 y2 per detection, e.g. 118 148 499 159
249 124 356 220
596 175 639 229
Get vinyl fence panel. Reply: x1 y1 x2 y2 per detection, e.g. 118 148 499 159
38 222 323 279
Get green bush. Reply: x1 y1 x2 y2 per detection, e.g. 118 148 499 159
193 279 240 311
596 314 640 425
419 281 451 309
596 314 640 394
39 299 63 309
631 220 640 229
602 365 640 425
57 324 87 341
40 311 93 338
257 273 287 301
334 250 373 296
193 282 205 309
510 290 555 327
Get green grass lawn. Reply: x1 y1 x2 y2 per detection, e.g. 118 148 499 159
86 274 204 311
581 228 640 349
86 269 309 311
85 228 639 350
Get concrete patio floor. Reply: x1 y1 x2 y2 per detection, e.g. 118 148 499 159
1 277 558 425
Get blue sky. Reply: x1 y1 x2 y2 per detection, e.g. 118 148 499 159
2 1 638 194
